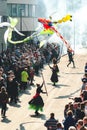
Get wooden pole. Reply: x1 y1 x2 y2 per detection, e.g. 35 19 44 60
41 71 48 96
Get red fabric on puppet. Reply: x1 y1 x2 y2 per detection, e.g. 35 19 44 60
38 18 52 29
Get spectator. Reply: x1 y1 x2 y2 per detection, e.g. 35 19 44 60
76 119 83 130
81 77 87 91
81 84 87 101
29 67 35 85
83 116 87 127
63 110 75 130
80 126 87 130
21 67 29 91
64 103 69 119
7 74 19 104
84 62 87 74
0 86 8 118
68 126 76 130
56 122 63 130
44 113 58 130
0 69 6 91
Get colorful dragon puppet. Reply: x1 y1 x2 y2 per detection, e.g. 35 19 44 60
0 14 73 51
38 14 73 51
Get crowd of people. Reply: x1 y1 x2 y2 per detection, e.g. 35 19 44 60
0 41 87 130
0 42 60 118
44 62 87 130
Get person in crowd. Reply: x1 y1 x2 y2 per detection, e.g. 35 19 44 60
0 86 8 118
64 103 70 119
81 77 87 91
67 48 75 68
80 84 87 101
74 102 85 122
83 116 87 127
84 62 87 74
56 122 63 130
34 59 40 75
21 67 29 91
0 68 6 91
80 126 87 130
48 64 59 86
75 119 83 130
44 113 58 130
29 67 35 85
7 73 19 104
68 103 75 116
28 82 47 116
68 126 76 130
63 110 75 130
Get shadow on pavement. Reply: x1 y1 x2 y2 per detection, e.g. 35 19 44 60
54 88 81 99
30 113 46 120
19 119 45 130
1 117 11 123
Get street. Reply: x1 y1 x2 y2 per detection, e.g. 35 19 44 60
0 48 87 130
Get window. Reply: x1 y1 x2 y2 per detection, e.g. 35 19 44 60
7 4 12 16
7 3 36 18
17 4 25 17
28 4 36 17
28 4 32 17
12 4 17 17
32 5 36 17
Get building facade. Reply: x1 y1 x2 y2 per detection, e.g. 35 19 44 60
7 0 38 32
0 0 38 52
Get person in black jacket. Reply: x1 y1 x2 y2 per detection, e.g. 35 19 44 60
44 113 58 130
7 74 19 104
67 48 75 68
63 110 75 130
0 86 8 118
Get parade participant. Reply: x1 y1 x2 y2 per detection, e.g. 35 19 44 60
52 57 57 64
48 64 59 86
67 48 75 68
28 82 47 116
0 86 8 118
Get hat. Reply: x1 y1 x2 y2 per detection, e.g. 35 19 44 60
36 84 40 87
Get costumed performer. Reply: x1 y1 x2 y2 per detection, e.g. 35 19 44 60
28 82 47 116
67 47 75 68
48 63 59 86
